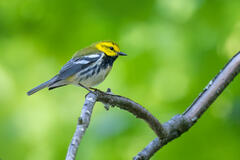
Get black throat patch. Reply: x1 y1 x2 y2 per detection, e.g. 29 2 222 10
102 55 118 69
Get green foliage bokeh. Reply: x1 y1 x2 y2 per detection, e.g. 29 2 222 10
0 0 240 159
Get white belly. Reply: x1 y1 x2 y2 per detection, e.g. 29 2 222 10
73 66 112 87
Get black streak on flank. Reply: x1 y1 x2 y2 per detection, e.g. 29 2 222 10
79 65 98 76
97 66 101 74
91 67 96 76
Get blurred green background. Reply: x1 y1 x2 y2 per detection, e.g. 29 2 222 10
1 0 240 159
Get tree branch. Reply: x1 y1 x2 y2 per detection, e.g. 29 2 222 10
95 89 167 138
66 51 240 160
65 92 97 160
134 51 240 160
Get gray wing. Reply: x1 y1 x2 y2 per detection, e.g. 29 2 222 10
57 54 102 80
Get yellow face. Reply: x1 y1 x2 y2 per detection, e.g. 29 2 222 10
95 41 120 56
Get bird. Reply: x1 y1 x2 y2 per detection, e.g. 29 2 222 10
27 41 127 96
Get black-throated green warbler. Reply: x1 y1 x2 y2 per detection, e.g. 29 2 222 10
27 41 127 95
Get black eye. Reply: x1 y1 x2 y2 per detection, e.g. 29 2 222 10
109 47 114 51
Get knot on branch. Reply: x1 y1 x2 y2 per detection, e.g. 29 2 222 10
101 88 115 110
163 114 192 137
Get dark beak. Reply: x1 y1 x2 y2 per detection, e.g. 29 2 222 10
117 52 127 56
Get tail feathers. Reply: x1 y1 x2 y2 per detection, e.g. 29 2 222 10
27 76 58 96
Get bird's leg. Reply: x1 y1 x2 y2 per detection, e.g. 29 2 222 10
89 87 98 91
78 83 94 93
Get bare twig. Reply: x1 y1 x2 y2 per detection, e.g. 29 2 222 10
184 52 240 120
65 92 97 160
134 51 240 160
95 89 167 138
